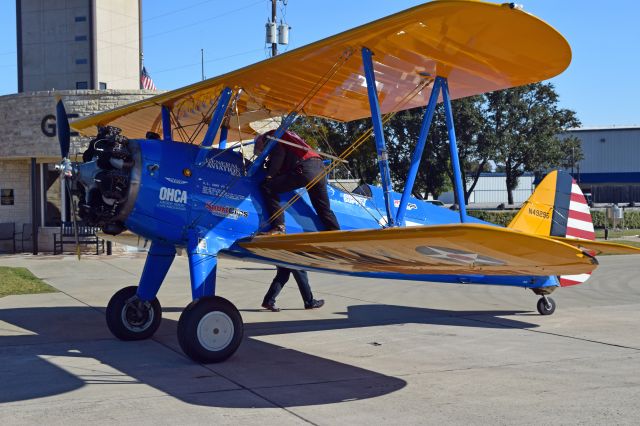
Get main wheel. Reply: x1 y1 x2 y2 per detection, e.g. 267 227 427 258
106 286 162 340
536 296 556 316
177 296 243 363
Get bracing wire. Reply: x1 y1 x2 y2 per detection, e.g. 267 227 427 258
189 48 356 223
264 78 432 228
302 112 387 224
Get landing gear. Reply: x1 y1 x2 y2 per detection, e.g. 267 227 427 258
106 286 162 340
536 296 556 316
177 296 243 363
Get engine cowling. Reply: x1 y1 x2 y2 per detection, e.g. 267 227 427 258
74 126 141 235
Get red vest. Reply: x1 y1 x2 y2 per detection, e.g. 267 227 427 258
271 130 321 161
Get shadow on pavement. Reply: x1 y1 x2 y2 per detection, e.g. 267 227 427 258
0 304 536 407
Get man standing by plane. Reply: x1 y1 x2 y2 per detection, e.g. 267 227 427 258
261 266 325 311
254 129 340 235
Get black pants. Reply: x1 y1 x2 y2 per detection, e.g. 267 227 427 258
260 158 340 230
263 267 313 306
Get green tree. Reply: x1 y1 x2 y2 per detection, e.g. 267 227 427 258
386 108 450 198
387 96 491 202
292 117 378 184
295 95 492 203
486 83 581 204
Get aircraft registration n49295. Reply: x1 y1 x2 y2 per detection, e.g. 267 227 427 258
54 1 640 363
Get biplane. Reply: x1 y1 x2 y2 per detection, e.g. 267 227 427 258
56 1 639 363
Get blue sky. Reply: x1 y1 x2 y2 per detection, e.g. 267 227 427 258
1 0 638 127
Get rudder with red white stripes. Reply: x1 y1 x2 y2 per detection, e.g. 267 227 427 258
507 170 594 286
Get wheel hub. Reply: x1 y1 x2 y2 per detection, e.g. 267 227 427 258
197 311 234 351
122 297 154 332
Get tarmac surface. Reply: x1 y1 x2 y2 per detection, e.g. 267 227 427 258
1 253 639 425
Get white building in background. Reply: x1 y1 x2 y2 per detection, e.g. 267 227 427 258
562 127 640 204
439 173 535 206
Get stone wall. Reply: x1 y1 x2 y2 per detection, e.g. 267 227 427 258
0 89 159 160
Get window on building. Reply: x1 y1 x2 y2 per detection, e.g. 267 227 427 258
75 59 88 65
99 82 107 90
75 35 87 41
75 16 87 22
76 81 88 89
1 189 14 206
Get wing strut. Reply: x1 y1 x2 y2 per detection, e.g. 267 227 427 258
161 106 171 140
195 87 233 166
219 126 228 149
362 47 396 227
396 77 441 226
441 78 468 223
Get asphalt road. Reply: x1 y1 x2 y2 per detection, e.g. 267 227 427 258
1 253 639 425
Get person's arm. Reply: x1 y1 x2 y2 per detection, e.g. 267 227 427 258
266 144 286 178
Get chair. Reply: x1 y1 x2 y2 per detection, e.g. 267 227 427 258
18 223 35 252
0 222 16 253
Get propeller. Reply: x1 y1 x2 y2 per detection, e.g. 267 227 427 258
56 99 70 159
56 98 81 259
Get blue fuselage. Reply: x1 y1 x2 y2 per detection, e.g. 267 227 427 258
122 139 554 290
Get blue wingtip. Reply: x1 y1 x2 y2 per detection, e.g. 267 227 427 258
56 99 70 158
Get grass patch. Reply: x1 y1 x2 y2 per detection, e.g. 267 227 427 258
595 229 640 238
0 267 58 298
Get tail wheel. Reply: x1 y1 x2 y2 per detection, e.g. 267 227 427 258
106 286 162 340
536 296 556 316
177 296 243 363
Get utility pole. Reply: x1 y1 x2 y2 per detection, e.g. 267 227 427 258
265 1 288 57
271 0 277 57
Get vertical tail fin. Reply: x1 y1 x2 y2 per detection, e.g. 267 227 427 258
508 170 595 286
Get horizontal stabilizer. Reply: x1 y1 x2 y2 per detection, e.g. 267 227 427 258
551 237 640 256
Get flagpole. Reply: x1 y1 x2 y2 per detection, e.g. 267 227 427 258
138 0 143 90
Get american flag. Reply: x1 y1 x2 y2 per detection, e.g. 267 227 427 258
140 66 156 90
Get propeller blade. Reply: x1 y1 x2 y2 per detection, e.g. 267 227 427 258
56 99 71 159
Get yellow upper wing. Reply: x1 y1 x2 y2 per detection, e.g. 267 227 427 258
71 1 570 143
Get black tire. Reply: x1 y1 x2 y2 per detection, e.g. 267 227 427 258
177 296 243 363
106 286 162 340
536 297 556 316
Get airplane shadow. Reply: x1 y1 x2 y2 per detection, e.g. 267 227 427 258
0 304 536 408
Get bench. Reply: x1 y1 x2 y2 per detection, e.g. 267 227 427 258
0 222 15 253
53 222 105 255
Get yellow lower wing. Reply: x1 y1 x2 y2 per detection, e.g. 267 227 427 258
240 224 596 276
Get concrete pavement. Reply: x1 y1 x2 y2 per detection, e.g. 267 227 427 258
1 253 639 425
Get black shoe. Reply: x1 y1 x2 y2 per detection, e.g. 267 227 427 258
305 299 324 309
261 302 280 312
258 224 286 236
